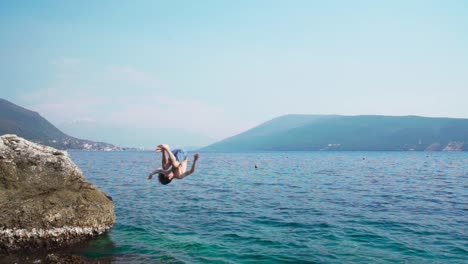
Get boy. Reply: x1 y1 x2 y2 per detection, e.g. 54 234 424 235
147 144 199 185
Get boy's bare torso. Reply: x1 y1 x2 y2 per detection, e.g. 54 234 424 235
171 159 188 179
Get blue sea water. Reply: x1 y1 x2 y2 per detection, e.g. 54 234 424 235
64 151 466 263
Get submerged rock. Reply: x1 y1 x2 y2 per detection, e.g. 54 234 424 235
0 252 108 264
45 253 108 264
0 134 115 252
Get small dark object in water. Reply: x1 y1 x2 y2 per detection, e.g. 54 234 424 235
254 164 258 169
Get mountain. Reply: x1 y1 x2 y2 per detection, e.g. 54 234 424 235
202 115 468 151
0 98 120 150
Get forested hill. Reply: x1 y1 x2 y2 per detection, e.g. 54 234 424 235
202 115 468 151
0 98 120 150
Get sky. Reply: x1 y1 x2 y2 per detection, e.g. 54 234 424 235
1 0 467 148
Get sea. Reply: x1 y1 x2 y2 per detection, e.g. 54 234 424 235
14 151 468 263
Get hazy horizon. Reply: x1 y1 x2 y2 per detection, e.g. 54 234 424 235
2 1 467 148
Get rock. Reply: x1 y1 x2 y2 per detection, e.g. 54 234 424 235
45 253 103 264
0 134 115 252
0 252 108 264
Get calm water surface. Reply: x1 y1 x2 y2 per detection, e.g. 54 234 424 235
64 151 467 263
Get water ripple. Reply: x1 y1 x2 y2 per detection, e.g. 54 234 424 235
53 151 468 263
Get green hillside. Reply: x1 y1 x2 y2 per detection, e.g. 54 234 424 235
202 115 468 151
0 98 119 150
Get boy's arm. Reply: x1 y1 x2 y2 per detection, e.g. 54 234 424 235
180 154 199 178
147 167 171 179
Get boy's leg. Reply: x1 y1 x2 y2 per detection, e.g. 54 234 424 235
164 149 181 168
162 150 170 170
157 144 181 168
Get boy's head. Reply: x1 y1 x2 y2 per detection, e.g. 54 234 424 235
158 173 172 185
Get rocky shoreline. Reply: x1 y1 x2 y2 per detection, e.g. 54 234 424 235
0 134 115 253
0 252 111 264
0 226 111 252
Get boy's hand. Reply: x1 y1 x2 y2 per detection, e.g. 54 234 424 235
194 153 199 160
147 174 153 180
156 144 169 152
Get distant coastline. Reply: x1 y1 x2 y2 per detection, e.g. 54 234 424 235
202 115 468 152
67 147 153 152
2 99 466 152
0 98 120 151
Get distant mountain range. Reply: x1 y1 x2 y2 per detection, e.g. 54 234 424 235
3 98 466 152
202 114 468 151
0 98 120 150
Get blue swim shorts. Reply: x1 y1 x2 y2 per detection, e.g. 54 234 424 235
171 149 188 162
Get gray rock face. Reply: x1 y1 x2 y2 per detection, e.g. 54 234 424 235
0 134 115 252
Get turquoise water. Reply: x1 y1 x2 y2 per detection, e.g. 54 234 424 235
66 151 466 263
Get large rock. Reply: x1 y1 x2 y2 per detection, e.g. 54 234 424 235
0 134 115 252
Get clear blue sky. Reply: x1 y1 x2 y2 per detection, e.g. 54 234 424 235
1 0 467 147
